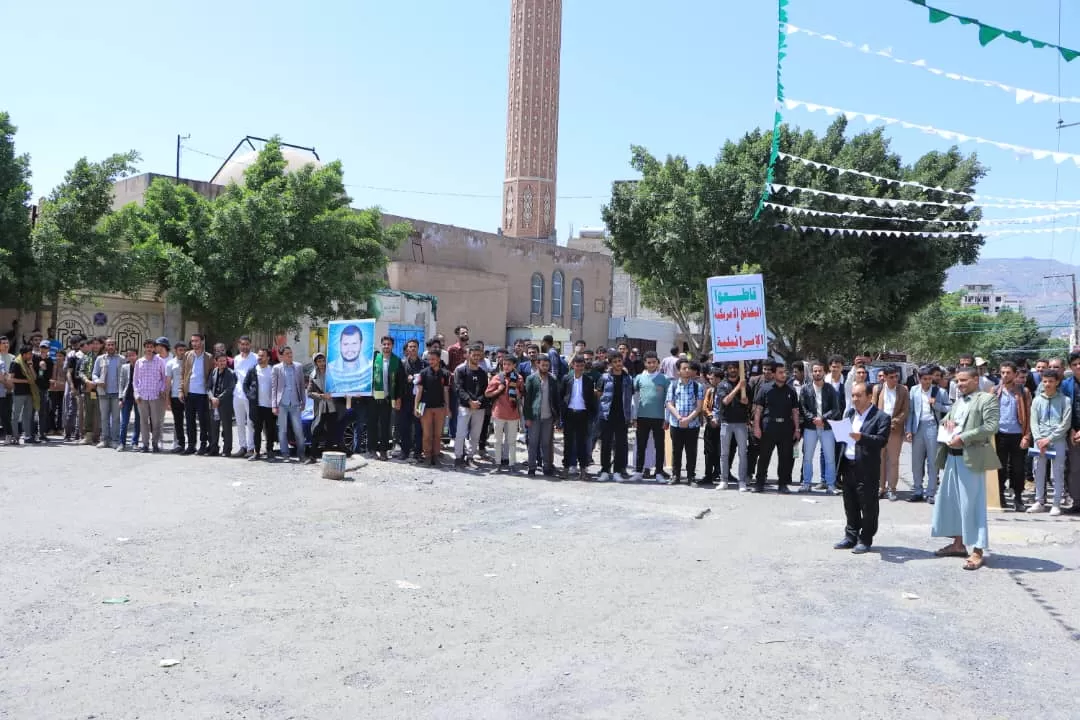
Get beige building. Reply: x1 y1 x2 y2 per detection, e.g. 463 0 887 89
385 215 612 351
567 227 682 353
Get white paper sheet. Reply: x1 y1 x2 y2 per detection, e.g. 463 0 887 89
829 417 854 444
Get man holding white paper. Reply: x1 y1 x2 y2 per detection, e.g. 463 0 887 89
931 368 1000 571
833 383 890 554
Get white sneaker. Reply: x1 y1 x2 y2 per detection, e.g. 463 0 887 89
629 472 643 482
738 482 749 492
1026 502 1047 513
1049 504 1062 517
597 472 611 482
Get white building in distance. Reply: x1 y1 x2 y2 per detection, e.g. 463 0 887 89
959 284 1024 315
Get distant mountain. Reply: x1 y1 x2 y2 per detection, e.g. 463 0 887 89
946 257 1078 337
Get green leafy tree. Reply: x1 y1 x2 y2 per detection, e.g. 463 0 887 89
111 138 410 340
602 118 986 360
889 292 1054 364
30 150 142 311
0 112 33 308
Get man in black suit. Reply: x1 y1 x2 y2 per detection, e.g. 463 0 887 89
834 382 891 553
560 354 597 480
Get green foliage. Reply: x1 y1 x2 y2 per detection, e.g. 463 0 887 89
602 118 987 360
889 292 1054 364
0 112 34 306
111 138 410 340
29 150 141 307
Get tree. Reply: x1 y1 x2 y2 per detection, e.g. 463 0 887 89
0 112 33 308
602 118 987 360
889 292 1053 364
111 138 410 340
29 150 142 312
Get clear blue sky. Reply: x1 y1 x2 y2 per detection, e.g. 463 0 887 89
5 0 1080 264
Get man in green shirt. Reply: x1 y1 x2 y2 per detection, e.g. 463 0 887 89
631 350 670 481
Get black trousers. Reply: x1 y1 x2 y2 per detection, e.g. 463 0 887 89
703 423 721 480
635 417 665 473
0 395 11 437
170 397 186 449
479 407 492 452
209 399 234 455
397 398 422 458
600 415 629 474
253 405 275 454
671 426 700 479
840 456 879 546
996 432 1026 498
756 421 794 487
562 408 590 469
185 393 210 450
371 398 393 453
747 426 761 478
49 390 64 432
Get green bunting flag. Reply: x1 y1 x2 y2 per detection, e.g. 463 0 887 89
752 0 789 221
905 0 1080 62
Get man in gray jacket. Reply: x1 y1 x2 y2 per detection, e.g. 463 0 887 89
271 346 307 463
91 338 123 448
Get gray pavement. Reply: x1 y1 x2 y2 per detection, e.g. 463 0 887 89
1 434 1078 719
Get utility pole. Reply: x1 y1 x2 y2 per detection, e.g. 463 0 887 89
175 134 190 183
1044 272 1078 348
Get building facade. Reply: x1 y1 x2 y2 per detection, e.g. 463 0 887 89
567 228 682 352
959 283 1024 315
386 215 612 351
502 0 562 243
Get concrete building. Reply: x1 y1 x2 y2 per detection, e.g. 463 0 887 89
386 215 611 351
959 283 1024 315
567 227 681 353
502 0 561 243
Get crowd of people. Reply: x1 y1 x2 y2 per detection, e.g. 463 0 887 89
1 324 1076 567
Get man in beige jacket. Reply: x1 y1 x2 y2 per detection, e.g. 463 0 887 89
873 364 910 501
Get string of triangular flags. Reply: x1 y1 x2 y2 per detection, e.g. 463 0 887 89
768 184 1080 211
754 0 791 220
778 223 975 238
762 202 1080 226
785 25 1080 105
904 0 1080 62
776 152 1080 207
784 99 1080 168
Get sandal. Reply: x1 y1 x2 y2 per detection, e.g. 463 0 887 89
935 545 967 558
962 553 984 571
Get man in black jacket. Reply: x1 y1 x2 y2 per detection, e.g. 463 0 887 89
560 354 597 480
798 360 843 494
208 353 237 457
834 382 891 553
453 343 489 467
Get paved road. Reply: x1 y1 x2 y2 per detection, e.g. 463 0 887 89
2 437 1077 719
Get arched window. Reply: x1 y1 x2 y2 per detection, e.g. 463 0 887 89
551 270 564 318
531 273 544 316
571 278 584 320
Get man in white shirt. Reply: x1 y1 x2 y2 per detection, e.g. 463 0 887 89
245 348 276 460
835 383 891 554
231 335 258 458
165 341 186 452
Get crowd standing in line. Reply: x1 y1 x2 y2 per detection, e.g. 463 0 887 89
1 325 1076 566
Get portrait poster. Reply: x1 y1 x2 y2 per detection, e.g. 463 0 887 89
325 319 375 396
